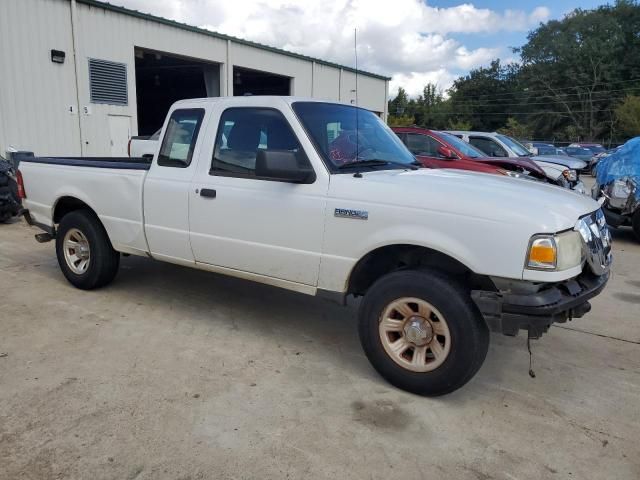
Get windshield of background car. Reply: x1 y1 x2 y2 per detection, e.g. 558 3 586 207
537 146 557 155
292 102 416 170
496 134 531 156
566 147 592 156
585 145 606 154
437 132 484 158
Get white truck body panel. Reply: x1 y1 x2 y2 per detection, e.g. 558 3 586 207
19 161 148 255
20 97 602 296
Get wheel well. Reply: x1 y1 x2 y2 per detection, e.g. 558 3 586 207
53 197 94 223
347 244 495 296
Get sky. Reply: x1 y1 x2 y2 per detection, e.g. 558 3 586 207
114 0 606 98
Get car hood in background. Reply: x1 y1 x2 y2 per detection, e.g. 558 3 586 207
474 156 547 177
532 154 587 170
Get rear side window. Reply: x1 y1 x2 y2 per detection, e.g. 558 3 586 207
469 136 507 157
211 107 310 178
157 109 205 168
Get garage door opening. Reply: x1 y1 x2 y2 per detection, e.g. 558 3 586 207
135 48 220 136
233 66 291 96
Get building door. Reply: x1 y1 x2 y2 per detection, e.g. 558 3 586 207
108 115 131 156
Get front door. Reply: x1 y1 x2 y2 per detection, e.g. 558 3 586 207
107 115 131 156
189 104 328 287
405 133 452 168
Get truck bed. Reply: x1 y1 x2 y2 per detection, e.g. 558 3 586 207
19 156 151 256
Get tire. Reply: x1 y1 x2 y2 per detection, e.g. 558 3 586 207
55 210 120 289
632 210 640 242
358 269 489 396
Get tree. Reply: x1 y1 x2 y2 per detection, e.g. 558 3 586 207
516 1 640 140
388 87 409 117
446 60 519 132
447 119 472 131
498 118 532 140
615 95 640 137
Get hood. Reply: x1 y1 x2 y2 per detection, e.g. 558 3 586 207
532 154 586 170
330 168 599 232
473 156 547 178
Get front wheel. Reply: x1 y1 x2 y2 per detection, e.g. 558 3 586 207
632 210 640 242
358 269 489 396
56 210 120 289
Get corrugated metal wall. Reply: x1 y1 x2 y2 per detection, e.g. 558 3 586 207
0 0 81 156
0 0 389 157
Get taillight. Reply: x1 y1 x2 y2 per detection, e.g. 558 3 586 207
16 170 26 199
127 138 132 157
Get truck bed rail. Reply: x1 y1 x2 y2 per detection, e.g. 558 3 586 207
19 156 151 170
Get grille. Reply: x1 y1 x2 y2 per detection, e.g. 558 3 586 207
88 58 128 105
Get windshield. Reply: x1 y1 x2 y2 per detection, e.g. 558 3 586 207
292 102 416 170
585 145 606 154
437 132 485 158
566 147 592 156
496 134 531 157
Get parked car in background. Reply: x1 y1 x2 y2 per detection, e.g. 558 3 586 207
0 155 21 223
391 127 547 181
593 137 640 241
446 131 586 193
523 141 558 156
17 96 612 396
570 143 606 157
565 146 596 164
128 128 161 158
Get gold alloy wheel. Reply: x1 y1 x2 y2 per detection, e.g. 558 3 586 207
63 228 91 275
378 297 452 372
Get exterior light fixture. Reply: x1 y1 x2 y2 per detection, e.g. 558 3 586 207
51 49 66 64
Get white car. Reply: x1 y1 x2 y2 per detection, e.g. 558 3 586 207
446 131 587 194
18 96 611 395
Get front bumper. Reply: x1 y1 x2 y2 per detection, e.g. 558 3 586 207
602 205 630 228
471 271 609 338
570 180 586 195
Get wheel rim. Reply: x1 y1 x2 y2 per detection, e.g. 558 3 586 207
63 228 91 275
378 297 451 372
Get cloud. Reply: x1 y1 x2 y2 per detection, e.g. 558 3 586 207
114 0 550 96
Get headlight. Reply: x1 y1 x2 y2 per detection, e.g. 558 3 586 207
611 179 631 199
562 169 577 182
526 231 583 271
503 170 523 178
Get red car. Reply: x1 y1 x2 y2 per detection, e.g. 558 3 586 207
392 127 547 179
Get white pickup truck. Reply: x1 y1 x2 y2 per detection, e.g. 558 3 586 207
18 97 612 395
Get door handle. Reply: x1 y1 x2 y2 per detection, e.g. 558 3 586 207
200 188 216 198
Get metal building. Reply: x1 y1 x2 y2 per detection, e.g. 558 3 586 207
0 0 390 157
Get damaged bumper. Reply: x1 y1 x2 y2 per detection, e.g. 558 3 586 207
471 272 609 338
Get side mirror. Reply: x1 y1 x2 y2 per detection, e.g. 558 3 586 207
255 150 315 184
492 150 507 158
437 146 457 159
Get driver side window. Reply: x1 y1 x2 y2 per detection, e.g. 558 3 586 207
211 107 311 179
406 134 442 157
469 137 507 157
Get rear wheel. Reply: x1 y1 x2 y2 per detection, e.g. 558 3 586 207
56 210 120 289
358 269 489 396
